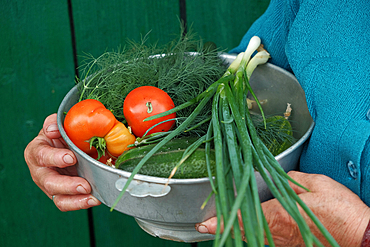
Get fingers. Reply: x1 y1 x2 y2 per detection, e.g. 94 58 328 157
195 171 365 246
285 170 312 194
37 143 76 168
43 113 62 139
25 113 102 212
34 167 101 211
52 194 101 211
26 136 76 169
195 217 220 235
194 172 313 238
35 167 89 196
286 170 339 194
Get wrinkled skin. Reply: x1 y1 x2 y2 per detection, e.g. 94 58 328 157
195 171 370 247
24 114 101 211
23 114 370 245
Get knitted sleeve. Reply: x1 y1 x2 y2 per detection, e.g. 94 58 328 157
284 0 370 206
229 0 297 71
230 0 370 205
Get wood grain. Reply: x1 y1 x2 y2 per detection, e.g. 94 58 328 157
0 0 269 246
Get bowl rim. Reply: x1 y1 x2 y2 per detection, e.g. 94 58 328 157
57 55 314 185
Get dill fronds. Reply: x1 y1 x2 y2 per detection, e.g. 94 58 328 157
76 29 227 136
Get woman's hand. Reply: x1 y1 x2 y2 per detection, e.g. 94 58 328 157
24 113 101 211
195 171 370 247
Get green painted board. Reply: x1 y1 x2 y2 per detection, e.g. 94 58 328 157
70 0 269 246
92 205 192 247
71 0 182 65
0 1 90 247
0 0 270 246
71 1 193 246
186 0 270 51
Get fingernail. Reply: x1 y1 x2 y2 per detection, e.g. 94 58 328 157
77 185 88 194
63 154 74 164
88 197 100 206
46 124 58 133
196 224 209 234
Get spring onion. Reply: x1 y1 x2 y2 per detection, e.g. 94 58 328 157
107 34 339 246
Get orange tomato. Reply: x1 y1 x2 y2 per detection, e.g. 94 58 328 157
64 99 135 159
105 121 136 157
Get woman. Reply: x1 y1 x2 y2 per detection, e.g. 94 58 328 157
195 0 370 245
24 0 370 245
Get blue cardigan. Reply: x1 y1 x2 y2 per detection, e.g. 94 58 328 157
230 0 370 206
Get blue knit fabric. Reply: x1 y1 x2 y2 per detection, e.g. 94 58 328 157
230 0 370 206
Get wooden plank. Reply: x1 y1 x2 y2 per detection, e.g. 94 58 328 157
186 0 270 51
67 0 270 246
0 1 90 246
70 0 193 246
187 2 270 245
0 0 270 246
71 0 182 65
91 206 191 247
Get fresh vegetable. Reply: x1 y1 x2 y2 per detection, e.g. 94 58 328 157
64 99 135 159
90 151 113 165
73 28 337 246
117 115 293 177
256 115 294 156
64 99 116 155
104 121 136 157
123 86 176 137
76 29 226 136
116 137 216 178
110 36 339 247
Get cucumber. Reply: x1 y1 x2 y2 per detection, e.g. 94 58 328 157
115 116 293 178
259 115 294 156
115 137 216 179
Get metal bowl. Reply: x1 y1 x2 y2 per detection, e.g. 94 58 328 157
57 53 314 243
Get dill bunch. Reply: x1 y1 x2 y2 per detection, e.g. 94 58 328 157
252 113 296 155
76 30 227 136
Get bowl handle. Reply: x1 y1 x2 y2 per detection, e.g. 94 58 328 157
115 178 171 198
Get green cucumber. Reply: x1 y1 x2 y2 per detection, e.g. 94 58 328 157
115 116 293 178
259 115 294 156
115 137 216 179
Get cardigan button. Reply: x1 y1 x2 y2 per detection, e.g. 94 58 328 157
347 160 358 179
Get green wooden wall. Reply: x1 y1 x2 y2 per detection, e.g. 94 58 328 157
0 1 269 246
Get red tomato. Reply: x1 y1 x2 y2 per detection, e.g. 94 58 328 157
90 151 112 164
123 86 176 137
64 99 116 155
64 99 135 158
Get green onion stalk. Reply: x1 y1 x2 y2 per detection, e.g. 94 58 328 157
111 36 340 247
